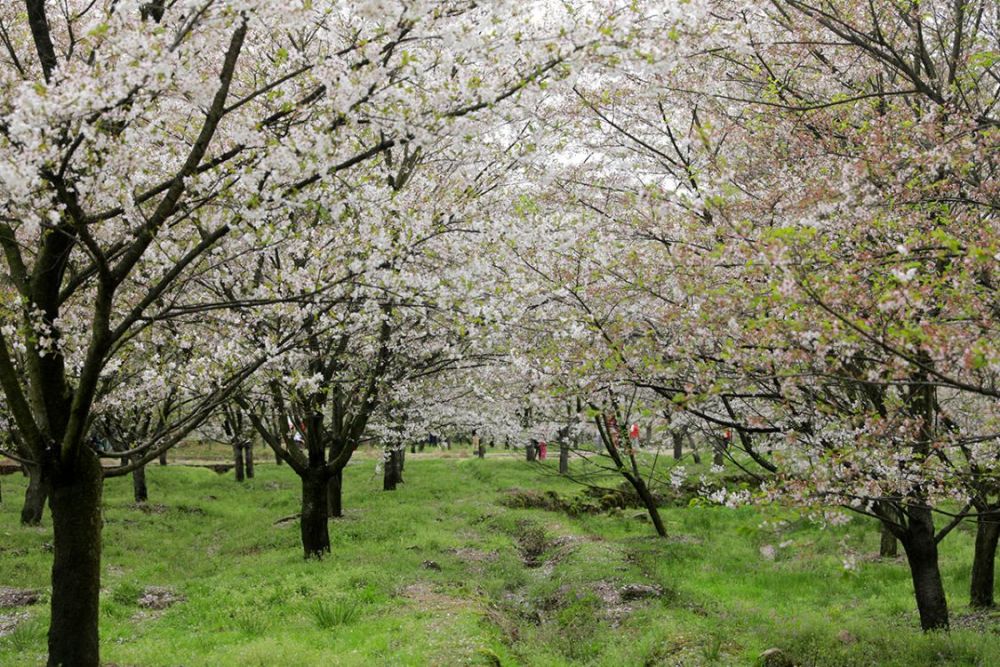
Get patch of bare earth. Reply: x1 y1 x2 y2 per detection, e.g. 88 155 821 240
953 609 1000 632
0 587 40 608
138 586 185 610
0 611 29 638
130 586 185 623
533 578 664 628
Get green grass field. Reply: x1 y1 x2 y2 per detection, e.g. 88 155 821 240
1 451 998 666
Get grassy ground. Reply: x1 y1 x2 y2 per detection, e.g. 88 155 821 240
1 450 999 666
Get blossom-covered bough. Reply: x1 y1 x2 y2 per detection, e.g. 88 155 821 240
228 127 540 557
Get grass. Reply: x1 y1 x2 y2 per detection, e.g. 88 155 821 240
0 449 998 665
310 598 361 629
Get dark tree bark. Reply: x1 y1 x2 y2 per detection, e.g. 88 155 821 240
690 437 701 465
477 443 485 459
327 468 343 518
47 449 103 666
712 441 725 467
880 521 898 558
672 432 683 460
245 443 254 479
525 442 536 462
383 456 397 491
21 463 49 526
300 471 330 558
970 511 1000 608
233 443 246 482
383 448 403 490
559 441 569 474
157 451 167 466
130 456 148 504
594 411 667 538
628 474 667 538
897 508 949 631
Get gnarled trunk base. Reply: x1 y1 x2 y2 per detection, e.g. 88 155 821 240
900 509 949 631
48 449 104 666
301 472 330 558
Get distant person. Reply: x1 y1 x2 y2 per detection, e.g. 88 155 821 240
537 439 547 460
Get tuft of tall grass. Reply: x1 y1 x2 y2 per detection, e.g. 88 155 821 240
309 598 360 629
3 616 46 653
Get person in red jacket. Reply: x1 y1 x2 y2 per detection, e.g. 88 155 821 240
537 439 547 460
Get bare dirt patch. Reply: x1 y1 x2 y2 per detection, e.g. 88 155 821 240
0 611 29 638
137 586 185 610
514 520 549 568
952 608 1000 632
0 588 40 608
542 580 664 626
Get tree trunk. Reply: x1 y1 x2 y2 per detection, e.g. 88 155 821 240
327 468 342 518
672 432 683 460
383 452 397 491
477 443 485 459
970 512 1000 608
690 436 701 464
880 521 898 558
274 449 282 465
131 457 148 504
384 449 403 491
559 442 569 474
411 442 416 454
300 471 330 558
899 509 949 631
526 442 536 462
233 444 245 482
399 446 405 473
48 449 104 666
245 443 255 479
627 474 667 538
21 463 50 526
158 451 167 466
